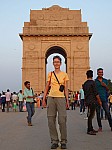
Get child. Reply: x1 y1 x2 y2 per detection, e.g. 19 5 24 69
13 100 17 112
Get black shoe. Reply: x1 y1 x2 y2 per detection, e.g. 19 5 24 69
28 123 33 126
61 143 67 149
87 131 96 135
111 127 112 131
51 143 58 149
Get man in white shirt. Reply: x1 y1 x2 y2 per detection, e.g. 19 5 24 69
18 90 24 112
12 92 18 102
5 89 11 112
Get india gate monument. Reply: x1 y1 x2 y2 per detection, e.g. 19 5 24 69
19 5 92 93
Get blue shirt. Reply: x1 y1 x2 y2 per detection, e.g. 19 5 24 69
79 88 84 99
95 77 108 102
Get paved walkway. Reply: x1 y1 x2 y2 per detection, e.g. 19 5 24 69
0 107 112 150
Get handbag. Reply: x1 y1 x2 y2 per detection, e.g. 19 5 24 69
53 71 65 92
48 72 53 93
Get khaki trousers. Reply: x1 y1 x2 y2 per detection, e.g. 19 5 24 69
47 97 67 144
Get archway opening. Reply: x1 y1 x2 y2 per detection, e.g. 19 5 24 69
45 46 67 79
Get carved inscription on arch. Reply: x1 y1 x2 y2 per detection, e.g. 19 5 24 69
25 51 38 58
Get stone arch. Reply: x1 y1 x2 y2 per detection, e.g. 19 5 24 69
45 46 67 82
45 46 67 64
20 5 92 93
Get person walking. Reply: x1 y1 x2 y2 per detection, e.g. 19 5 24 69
23 99 26 112
108 92 112 112
24 81 35 126
79 84 85 115
5 89 11 112
37 94 41 108
1 92 6 112
95 68 112 131
83 70 102 135
42 55 69 149
12 92 18 111
0 93 1 108
70 91 75 110
74 91 78 107
18 90 24 112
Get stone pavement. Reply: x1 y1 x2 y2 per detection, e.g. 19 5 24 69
0 107 112 150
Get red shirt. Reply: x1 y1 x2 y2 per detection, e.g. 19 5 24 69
75 93 78 101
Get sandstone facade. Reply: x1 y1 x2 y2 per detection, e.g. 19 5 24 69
19 5 92 93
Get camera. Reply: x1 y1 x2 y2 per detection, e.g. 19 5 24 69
59 85 65 92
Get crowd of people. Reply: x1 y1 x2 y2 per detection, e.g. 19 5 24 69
0 55 112 149
0 89 44 112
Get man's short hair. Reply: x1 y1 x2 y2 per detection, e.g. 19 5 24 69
24 81 30 86
19 90 22 93
2 91 5 95
53 55 62 63
86 70 93 78
97 68 103 72
7 89 10 92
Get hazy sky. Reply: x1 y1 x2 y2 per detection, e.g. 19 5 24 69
0 0 112 92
